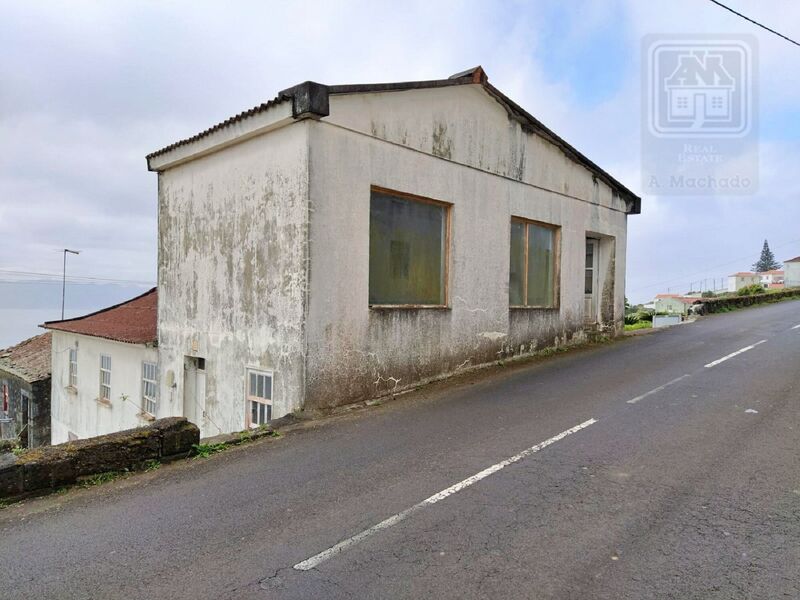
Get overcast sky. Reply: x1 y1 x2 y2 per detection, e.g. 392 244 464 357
1 0 799 333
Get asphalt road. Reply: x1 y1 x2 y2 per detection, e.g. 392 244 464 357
1 301 799 600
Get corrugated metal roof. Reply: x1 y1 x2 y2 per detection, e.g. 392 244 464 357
42 288 157 345
146 95 289 160
0 332 51 383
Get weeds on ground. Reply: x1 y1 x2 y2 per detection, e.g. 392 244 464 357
82 470 126 488
143 459 161 472
624 321 652 331
191 442 226 458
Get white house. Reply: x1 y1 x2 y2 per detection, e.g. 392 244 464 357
727 272 762 292
146 66 641 438
758 270 784 288
43 288 158 444
785 257 800 288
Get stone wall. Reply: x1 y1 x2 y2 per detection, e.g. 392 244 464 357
698 288 800 313
0 417 198 498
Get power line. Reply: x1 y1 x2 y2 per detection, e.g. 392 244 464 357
629 236 800 295
707 0 800 47
0 268 154 286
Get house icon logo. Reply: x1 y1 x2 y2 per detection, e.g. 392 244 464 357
648 41 751 136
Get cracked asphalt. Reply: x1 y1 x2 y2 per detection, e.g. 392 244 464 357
1 300 799 599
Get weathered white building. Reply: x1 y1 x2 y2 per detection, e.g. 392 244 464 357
44 289 159 444
784 257 800 287
147 67 640 437
727 272 763 292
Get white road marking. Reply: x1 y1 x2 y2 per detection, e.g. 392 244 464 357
293 418 598 572
792 324 800 330
626 374 691 404
704 340 767 368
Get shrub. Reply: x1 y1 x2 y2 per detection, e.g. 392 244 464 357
624 313 640 325
701 290 716 298
737 284 765 297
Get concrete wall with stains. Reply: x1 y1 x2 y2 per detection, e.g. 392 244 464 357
303 85 628 408
50 331 157 444
156 122 309 437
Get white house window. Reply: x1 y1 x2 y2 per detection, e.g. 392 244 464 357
142 361 158 415
99 355 112 401
68 348 78 387
247 369 272 427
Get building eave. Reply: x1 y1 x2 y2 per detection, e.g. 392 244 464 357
145 67 641 213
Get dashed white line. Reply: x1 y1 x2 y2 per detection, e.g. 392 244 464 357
292 418 598 572
704 340 767 368
626 374 691 404
791 324 800 330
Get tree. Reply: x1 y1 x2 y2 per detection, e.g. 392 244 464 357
752 239 781 272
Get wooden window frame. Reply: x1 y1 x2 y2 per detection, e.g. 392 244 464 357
368 185 452 310
509 217 561 310
245 368 273 429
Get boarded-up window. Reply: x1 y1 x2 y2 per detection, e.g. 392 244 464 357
369 189 448 306
509 218 559 307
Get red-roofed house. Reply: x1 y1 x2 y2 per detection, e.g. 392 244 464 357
727 272 762 292
0 332 52 448
42 288 159 444
785 256 800 288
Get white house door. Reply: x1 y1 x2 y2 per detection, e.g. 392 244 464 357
183 357 206 427
584 238 599 324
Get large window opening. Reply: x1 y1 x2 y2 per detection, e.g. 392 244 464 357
509 218 559 308
369 188 449 306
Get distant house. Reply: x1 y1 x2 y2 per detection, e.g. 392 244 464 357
785 257 800 288
758 270 784 288
0 333 51 448
42 288 158 444
654 294 700 316
146 66 641 438
727 272 762 292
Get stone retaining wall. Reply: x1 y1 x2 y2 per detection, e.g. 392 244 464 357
697 288 800 314
0 417 199 499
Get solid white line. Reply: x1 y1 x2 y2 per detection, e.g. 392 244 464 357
704 340 767 368
626 374 691 404
791 324 800 330
292 418 598 572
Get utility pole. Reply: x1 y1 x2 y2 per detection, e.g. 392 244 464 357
61 249 80 320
